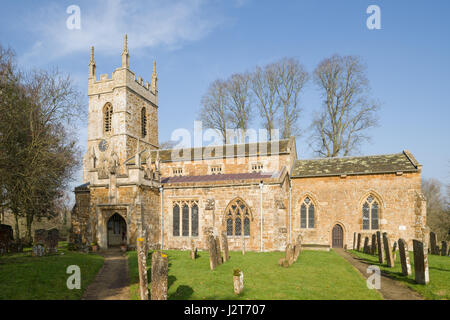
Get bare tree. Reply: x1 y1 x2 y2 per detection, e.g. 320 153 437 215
199 79 230 144
226 72 253 143
422 178 450 241
310 54 379 157
0 44 84 243
251 64 280 140
275 58 308 139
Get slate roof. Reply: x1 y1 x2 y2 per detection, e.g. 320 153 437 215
161 172 277 184
125 139 292 164
291 150 419 178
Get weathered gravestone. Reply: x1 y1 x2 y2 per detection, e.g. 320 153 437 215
0 224 14 254
294 234 302 261
383 232 394 267
47 228 59 254
208 234 219 270
221 231 229 262
279 243 295 267
151 251 169 300
190 239 197 260
371 234 377 255
392 241 398 261
376 231 384 263
353 232 356 250
413 240 429 284
33 229 47 256
398 238 411 276
215 235 223 265
429 232 439 255
440 241 448 257
136 237 149 300
357 233 361 251
363 237 370 254
233 270 244 295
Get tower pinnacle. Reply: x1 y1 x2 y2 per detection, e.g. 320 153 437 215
152 60 158 93
89 46 96 80
121 34 130 69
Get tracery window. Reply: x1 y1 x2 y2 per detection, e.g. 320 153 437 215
172 200 199 237
300 197 315 229
104 103 113 133
225 198 251 237
362 195 379 230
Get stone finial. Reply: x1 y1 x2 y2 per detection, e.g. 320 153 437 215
152 60 158 93
89 46 96 79
122 34 130 69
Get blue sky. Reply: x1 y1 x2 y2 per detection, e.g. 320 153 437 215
1 0 449 194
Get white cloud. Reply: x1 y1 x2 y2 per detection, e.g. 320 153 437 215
21 0 225 62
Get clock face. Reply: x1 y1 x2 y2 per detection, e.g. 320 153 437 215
98 139 108 152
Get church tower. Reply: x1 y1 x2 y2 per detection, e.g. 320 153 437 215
83 35 159 183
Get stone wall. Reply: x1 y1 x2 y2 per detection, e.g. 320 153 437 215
290 171 421 248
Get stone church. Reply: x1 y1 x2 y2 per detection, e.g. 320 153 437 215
71 36 428 252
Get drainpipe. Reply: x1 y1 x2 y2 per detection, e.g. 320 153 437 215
159 186 163 250
259 181 263 252
289 181 292 244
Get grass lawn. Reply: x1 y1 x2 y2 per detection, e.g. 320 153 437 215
128 249 382 300
0 242 104 300
349 250 450 300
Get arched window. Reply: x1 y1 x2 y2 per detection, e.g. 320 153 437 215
104 103 113 133
300 197 315 229
141 107 147 138
173 204 180 236
191 204 199 237
362 195 380 230
224 198 251 237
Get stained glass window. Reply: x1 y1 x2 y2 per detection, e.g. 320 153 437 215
300 197 315 229
225 198 251 237
235 217 242 236
363 196 380 230
300 204 307 228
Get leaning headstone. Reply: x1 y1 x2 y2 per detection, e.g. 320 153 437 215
376 231 384 263
151 251 169 300
413 240 429 284
429 232 439 255
286 244 295 265
136 237 149 300
353 232 356 250
363 237 370 254
208 234 218 270
215 235 223 265
294 234 302 261
233 270 244 295
383 232 394 267
440 241 448 257
221 231 229 262
371 234 377 255
398 238 412 276
357 233 361 251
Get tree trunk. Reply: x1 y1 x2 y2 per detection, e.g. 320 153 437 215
25 214 33 246
14 212 20 242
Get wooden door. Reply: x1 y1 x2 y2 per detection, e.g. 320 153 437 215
332 224 343 248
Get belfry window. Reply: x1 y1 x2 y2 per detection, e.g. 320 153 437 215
300 197 315 229
104 103 113 133
362 195 379 230
225 198 251 237
141 107 147 138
